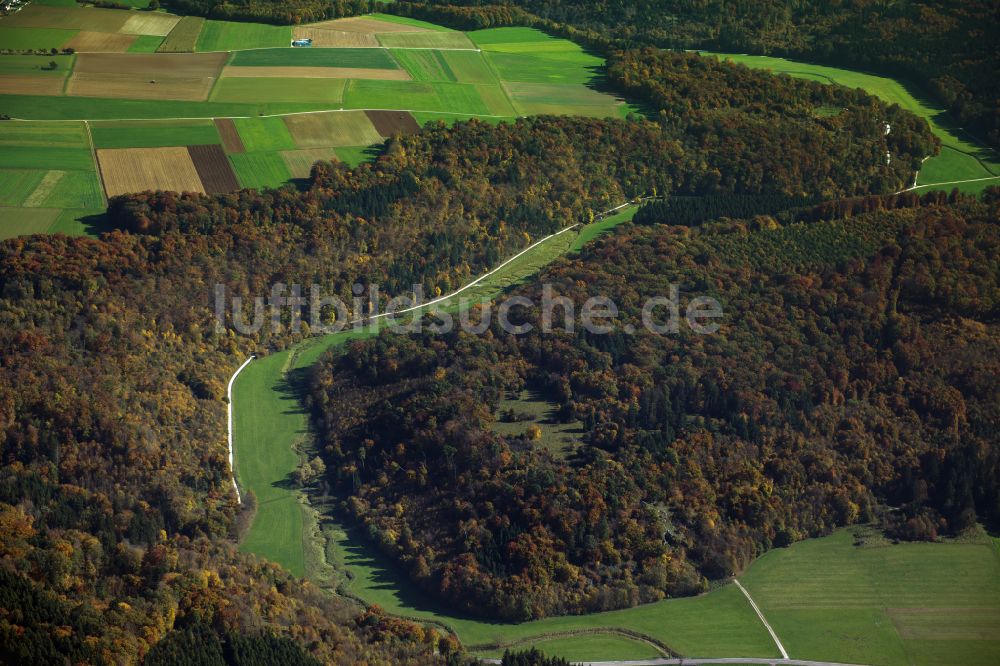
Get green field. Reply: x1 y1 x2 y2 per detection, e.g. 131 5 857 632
157 16 204 53
390 49 501 85
127 35 164 53
702 52 1000 193
230 47 398 69
210 78 348 105
27 169 104 209
389 48 457 82
342 79 494 115
486 51 604 85
48 207 110 236
0 54 74 74
228 151 292 190
232 350 308 577
90 119 221 148
0 94 339 120
195 20 291 52
0 206 62 238
232 116 298 152
366 12 455 32
334 144 382 167
0 169 46 206
742 528 1000 666
0 26 77 50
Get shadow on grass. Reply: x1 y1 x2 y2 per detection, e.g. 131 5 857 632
328 514 515 629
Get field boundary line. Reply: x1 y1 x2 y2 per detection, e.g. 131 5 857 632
82 121 108 206
7 107 517 123
226 355 256 504
734 579 789 660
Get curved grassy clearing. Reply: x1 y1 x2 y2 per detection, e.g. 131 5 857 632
233 208 638 572
701 52 1000 193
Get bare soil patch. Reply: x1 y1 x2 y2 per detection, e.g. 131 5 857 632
214 118 245 153
0 75 64 96
292 27 379 48
64 31 137 53
365 110 420 137
187 144 239 193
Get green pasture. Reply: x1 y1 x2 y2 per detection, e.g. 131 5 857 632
195 20 291 52
157 16 204 53
366 13 455 32
26 169 103 209
0 54 74 74
0 26 77 50
47 207 110 236
127 35 164 53
0 206 62 238
89 119 221 148
232 116 297 152
486 51 604 85
442 50 500 84
0 169 46 206
229 47 398 69
1 144 94 170
232 350 307 577
0 94 342 119
342 79 493 115
228 151 292 190
742 527 1000 666
389 48 457 82
334 144 382 167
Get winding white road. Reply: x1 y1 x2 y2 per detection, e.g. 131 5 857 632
226 355 256 504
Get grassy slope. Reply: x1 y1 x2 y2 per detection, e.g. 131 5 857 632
232 351 306 577
702 52 1000 193
743 528 1000 666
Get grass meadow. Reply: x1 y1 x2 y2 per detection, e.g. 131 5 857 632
90 119 221 148
227 151 292 190
195 20 291 52
229 47 398 69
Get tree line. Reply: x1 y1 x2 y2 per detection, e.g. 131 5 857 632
388 0 999 151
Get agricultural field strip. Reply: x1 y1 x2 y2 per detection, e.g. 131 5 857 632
733 580 789 660
81 120 106 206
4 108 515 122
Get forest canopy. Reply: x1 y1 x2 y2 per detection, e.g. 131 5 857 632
305 195 1000 620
